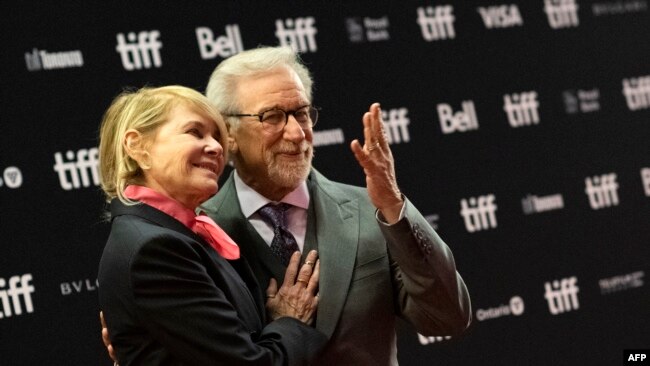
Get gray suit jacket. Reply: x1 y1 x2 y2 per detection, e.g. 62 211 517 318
200 169 471 365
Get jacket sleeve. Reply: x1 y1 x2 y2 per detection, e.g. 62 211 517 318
377 197 472 336
126 233 326 365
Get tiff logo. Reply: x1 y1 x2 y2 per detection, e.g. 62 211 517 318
275 17 318 53
0 274 35 319
437 101 479 134
1 166 23 189
53 147 99 190
381 108 411 144
544 0 580 28
477 4 524 28
544 276 579 315
115 30 163 71
585 173 619 210
460 194 498 233
622 75 650 111
641 168 650 196
196 25 244 60
504 91 540 127
417 6 456 41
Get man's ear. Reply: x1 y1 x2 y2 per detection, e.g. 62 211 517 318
227 135 238 155
124 129 151 169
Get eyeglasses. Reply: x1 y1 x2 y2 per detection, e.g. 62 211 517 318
226 105 319 133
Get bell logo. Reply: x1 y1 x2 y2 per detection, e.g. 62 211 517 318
0 274 35 319
437 101 479 134
275 17 318 53
196 25 244 60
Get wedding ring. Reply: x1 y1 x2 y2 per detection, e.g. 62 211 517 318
266 294 276 299
367 142 380 151
296 279 308 285
305 260 314 266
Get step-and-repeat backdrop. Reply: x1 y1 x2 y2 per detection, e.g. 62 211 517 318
1 1 649 365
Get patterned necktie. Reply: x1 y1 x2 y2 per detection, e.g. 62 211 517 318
258 203 300 266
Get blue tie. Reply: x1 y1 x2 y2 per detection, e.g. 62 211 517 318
258 203 300 266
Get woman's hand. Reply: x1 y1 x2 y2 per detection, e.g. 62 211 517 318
266 250 320 325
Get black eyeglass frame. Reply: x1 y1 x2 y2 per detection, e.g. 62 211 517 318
226 105 320 131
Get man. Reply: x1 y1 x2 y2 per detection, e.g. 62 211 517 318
102 46 471 364
200 46 471 365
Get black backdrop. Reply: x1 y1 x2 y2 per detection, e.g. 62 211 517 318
1 1 649 365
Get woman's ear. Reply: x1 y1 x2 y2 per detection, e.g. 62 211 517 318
124 129 151 169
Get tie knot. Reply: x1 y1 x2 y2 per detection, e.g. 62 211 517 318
258 203 292 229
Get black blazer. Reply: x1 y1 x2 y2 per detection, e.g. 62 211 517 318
98 200 326 366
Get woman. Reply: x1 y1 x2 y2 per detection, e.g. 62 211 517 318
97 85 326 365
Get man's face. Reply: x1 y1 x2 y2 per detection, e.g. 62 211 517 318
230 66 313 195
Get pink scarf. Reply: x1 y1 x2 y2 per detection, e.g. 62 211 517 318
124 185 240 260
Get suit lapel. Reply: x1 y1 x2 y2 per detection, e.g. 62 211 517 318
308 170 359 338
201 174 286 288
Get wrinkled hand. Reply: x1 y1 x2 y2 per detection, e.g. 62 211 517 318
100 311 118 364
266 250 320 325
351 102 404 224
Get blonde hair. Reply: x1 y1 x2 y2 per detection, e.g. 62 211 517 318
205 46 313 132
98 85 228 204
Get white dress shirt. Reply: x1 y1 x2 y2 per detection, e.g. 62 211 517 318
233 171 309 252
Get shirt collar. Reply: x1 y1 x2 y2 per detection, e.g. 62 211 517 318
233 170 310 218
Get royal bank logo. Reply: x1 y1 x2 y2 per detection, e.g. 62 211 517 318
504 91 540 127
437 101 479 134
24 48 84 71
60 278 99 296
522 193 564 214
592 0 648 15
0 274 35 319
460 194 498 233
53 147 99 190
622 75 650 111
115 30 163 71
313 128 345 147
381 108 411 144
544 276 580 315
0 166 23 189
585 173 619 210
196 25 244 60
345 16 391 43
599 271 644 294
544 0 580 28
417 5 456 41
477 4 524 28
641 168 650 196
563 88 600 114
476 296 525 321
275 17 318 53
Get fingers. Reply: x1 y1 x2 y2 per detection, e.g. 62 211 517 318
306 259 320 293
295 250 317 286
266 278 278 299
281 251 302 288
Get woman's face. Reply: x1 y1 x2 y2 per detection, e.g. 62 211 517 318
143 103 224 209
